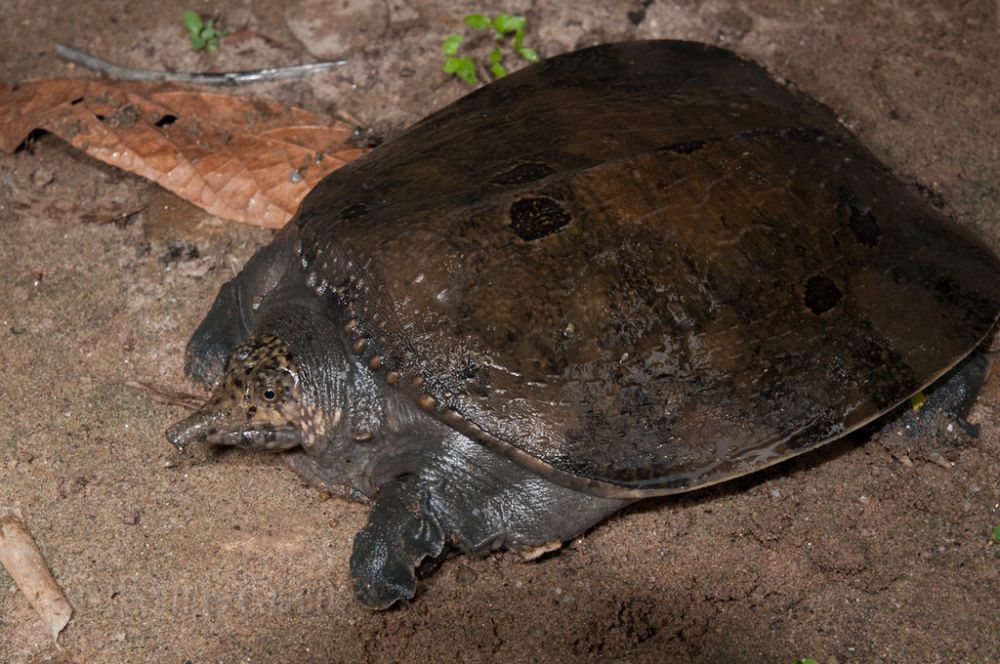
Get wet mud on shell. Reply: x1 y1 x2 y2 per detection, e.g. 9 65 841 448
293 42 1000 495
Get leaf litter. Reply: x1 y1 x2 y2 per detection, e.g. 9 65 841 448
0 79 366 228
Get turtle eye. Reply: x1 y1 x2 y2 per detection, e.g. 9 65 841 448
262 388 277 401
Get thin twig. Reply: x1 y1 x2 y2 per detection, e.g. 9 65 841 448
125 380 205 411
56 44 346 85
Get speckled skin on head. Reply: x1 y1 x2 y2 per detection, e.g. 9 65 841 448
167 40 1000 608
167 333 306 452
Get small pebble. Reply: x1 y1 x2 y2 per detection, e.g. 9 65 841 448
455 567 477 585
929 452 952 469
31 168 54 188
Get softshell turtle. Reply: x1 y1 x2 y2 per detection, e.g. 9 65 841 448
167 40 1000 608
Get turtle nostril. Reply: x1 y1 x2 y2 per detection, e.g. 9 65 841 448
165 426 186 450
165 418 194 449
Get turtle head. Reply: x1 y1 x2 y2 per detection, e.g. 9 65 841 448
167 334 306 452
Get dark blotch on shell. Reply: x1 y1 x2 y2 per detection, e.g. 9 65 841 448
838 190 881 247
339 203 369 221
492 162 556 185
509 197 572 241
804 275 843 315
658 139 706 154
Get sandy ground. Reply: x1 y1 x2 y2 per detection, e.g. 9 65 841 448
1 1 1000 662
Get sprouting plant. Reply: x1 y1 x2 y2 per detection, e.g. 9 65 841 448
992 524 1000 544
442 13 540 85
793 659 820 664
182 9 230 53
442 34 476 85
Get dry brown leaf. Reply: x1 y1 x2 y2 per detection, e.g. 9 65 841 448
0 507 74 643
0 79 366 228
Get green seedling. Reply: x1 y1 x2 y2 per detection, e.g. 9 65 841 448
992 524 1000 544
182 9 230 52
793 659 820 664
442 34 477 85
442 13 540 85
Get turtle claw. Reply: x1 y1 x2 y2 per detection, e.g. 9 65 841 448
350 476 445 609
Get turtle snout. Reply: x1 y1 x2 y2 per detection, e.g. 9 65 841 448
165 408 222 451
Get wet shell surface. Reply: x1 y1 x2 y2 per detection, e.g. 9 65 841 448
289 40 1000 497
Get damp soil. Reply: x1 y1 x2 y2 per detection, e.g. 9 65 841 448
2 1 1000 662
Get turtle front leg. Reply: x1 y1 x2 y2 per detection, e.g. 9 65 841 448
348 432 632 608
350 475 446 609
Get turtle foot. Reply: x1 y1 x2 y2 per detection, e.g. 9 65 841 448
350 476 446 609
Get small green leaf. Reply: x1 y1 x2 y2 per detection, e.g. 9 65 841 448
202 27 218 40
190 35 207 50
445 13 536 82
464 14 491 30
992 524 1000 544
793 659 820 664
442 34 463 55
516 46 539 62
909 391 926 411
207 40 220 53
493 13 525 35
456 57 478 85
182 9 203 34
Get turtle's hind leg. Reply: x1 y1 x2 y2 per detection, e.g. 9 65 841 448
882 351 991 439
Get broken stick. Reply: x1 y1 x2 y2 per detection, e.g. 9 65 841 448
0 507 73 643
